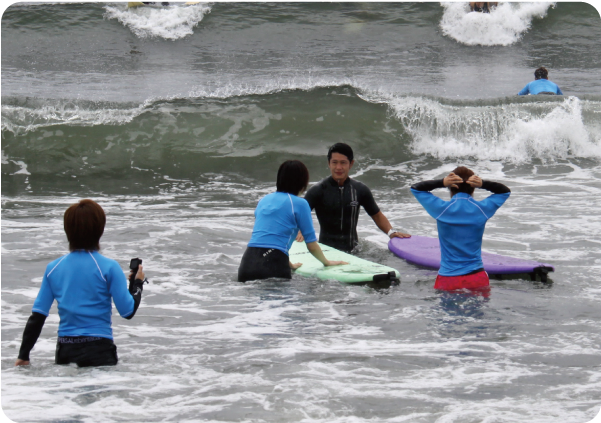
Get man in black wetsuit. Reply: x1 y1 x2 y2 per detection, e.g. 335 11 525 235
297 143 410 252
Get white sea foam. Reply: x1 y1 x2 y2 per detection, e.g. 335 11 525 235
385 95 601 163
103 3 211 40
1 80 350 135
188 77 355 100
3 183 601 422
440 2 555 46
1 101 147 135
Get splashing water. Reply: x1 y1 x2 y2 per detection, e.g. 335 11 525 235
386 95 601 163
104 3 211 40
440 2 555 46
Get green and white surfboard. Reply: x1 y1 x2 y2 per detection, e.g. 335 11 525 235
289 241 400 285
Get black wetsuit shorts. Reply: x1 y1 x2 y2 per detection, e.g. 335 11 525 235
55 337 118 367
238 247 291 282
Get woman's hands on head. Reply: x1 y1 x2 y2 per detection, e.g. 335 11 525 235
443 172 464 189
444 172 482 189
466 175 483 188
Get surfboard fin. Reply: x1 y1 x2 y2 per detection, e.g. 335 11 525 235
373 271 400 285
530 266 553 283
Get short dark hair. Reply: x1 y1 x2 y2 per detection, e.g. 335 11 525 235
534 67 548 80
64 199 106 251
327 143 354 162
449 166 475 197
276 160 310 195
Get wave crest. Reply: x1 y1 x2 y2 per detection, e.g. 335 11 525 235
384 94 601 162
3 88 601 168
1 97 149 135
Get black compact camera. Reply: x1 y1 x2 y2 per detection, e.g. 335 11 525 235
129 258 142 283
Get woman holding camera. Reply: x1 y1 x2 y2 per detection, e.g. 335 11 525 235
238 160 347 282
15 199 146 367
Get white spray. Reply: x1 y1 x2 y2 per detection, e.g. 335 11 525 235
385 95 601 163
439 2 554 46
104 3 211 40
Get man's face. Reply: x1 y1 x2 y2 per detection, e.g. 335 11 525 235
328 152 354 183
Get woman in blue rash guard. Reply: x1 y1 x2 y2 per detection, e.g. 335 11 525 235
411 167 510 291
238 160 347 282
15 199 146 367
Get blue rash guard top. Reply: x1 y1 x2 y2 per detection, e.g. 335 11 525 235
32 251 134 339
248 191 317 255
411 180 510 276
518 79 563 95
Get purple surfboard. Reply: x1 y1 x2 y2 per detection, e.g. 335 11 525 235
389 235 554 280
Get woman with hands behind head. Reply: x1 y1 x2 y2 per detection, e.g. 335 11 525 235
15 199 147 368
410 167 510 291
238 160 347 282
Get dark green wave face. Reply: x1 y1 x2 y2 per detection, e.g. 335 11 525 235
3 86 600 196
1 87 409 195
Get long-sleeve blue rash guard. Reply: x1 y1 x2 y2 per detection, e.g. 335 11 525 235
411 180 510 277
248 192 317 255
33 251 135 339
518 79 563 95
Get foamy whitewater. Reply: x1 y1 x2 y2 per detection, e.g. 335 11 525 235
2 2 601 423
104 3 212 40
440 2 555 46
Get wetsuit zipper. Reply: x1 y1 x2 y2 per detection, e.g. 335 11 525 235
339 186 344 232
350 186 356 249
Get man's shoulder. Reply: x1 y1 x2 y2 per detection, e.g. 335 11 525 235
349 178 369 188
307 177 331 192
348 178 372 194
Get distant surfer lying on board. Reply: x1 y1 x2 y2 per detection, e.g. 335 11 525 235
469 2 498 13
518 67 563 96
143 2 169 5
411 167 510 291
296 143 410 252
238 160 346 282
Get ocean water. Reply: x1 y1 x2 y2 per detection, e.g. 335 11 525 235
2 2 601 422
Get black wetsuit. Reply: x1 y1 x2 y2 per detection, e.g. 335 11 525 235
304 176 380 252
